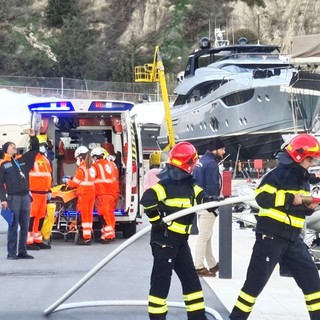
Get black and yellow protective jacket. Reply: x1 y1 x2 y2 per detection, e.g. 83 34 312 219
141 167 209 236
255 159 314 241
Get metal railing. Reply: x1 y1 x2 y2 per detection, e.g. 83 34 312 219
0 75 178 103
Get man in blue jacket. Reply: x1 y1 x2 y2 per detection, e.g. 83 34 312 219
193 137 225 277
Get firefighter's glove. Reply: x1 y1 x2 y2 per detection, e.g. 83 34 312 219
151 219 168 232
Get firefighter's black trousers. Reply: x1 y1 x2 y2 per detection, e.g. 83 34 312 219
230 233 320 320
148 230 207 320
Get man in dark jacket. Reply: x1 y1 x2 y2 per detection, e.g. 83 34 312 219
140 142 210 320
0 129 39 260
229 134 320 320
193 137 225 277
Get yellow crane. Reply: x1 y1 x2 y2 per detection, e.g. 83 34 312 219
134 46 176 151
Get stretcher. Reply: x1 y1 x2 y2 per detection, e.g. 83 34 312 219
48 184 101 243
49 184 80 242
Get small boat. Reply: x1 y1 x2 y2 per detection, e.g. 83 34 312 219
157 29 320 162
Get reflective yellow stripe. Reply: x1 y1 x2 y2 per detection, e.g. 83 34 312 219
305 291 320 301
151 184 167 201
148 305 168 314
255 184 310 202
148 295 168 315
275 190 286 206
239 291 256 304
307 302 320 312
235 301 253 313
168 221 192 234
255 184 277 195
149 295 166 305
185 301 205 312
193 185 203 197
143 204 157 210
164 198 192 208
259 208 305 228
149 216 160 222
151 183 198 208
170 158 182 166
184 290 204 301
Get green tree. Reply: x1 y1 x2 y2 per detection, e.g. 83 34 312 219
46 0 78 28
53 17 96 79
181 0 234 47
233 28 258 44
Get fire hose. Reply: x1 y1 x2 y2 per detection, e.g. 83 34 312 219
43 195 254 318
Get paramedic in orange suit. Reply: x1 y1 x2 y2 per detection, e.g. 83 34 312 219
27 135 52 250
91 147 119 243
62 146 96 245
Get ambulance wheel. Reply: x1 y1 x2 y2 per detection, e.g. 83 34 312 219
123 221 136 239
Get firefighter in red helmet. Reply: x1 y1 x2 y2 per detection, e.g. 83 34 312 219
230 134 320 320
140 142 213 320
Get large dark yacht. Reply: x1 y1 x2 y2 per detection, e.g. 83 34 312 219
157 30 320 162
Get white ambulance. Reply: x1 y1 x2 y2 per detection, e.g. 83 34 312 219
26 99 144 239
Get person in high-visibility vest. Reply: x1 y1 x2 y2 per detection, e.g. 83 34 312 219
62 146 96 245
230 134 320 320
140 142 213 320
27 135 52 250
91 147 119 243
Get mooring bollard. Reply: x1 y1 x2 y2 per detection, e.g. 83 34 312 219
219 203 233 279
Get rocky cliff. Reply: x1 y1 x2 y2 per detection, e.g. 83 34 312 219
2 0 320 80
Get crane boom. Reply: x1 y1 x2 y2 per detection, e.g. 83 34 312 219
134 46 175 151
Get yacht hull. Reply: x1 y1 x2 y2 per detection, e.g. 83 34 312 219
158 85 320 161
158 39 320 163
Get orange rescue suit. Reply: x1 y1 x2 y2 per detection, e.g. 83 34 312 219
92 158 119 240
28 153 52 244
66 160 96 240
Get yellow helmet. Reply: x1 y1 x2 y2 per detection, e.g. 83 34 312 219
149 151 161 166
37 134 48 145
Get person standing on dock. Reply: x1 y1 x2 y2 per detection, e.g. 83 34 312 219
193 137 225 277
230 134 320 320
140 142 211 320
0 129 39 260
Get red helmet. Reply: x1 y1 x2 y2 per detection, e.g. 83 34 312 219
285 134 320 163
167 142 198 173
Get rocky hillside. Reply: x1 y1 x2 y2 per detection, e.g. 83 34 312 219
0 0 319 82
232 0 320 53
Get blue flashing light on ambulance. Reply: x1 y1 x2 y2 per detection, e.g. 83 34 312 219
27 99 144 239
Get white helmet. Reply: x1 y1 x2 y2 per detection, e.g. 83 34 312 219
74 146 89 158
91 147 109 158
